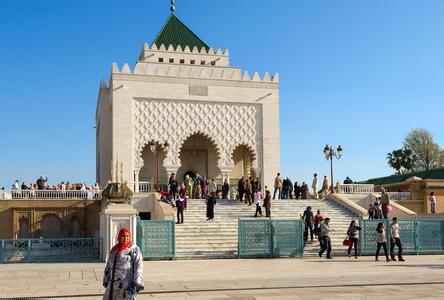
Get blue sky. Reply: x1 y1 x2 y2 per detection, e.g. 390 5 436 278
1 0 443 187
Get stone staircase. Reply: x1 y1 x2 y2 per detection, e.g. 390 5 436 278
173 198 358 259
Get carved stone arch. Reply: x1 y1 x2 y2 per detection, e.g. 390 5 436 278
230 143 259 179
41 213 62 238
230 143 257 165
177 131 223 168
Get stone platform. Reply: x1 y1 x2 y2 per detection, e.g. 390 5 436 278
1 256 444 299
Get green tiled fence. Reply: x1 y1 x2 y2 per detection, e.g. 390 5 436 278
0 238 102 263
359 219 444 255
137 220 175 259
238 218 304 258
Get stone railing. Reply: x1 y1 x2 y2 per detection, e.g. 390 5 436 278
340 184 375 194
386 192 412 201
1 190 101 200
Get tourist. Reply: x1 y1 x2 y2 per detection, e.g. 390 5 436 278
206 194 216 221
347 220 361 258
185 175 193 198
375 222 391 262
103 227 144 299
429 192 437 214
179 182 187 209
321 175 329 198
237 176 246 202
222 180 229 199
390 217 405 261
201 175 208 199
303 206 314 242
343 176 353 184
312 174 318 199
168 173 178 201
300 182 308 199
21 181 28 190
282 177 289 199
294 182 301 199
193 175 202 199
380 187 390 219
368 204 374 219
273 173 282 200
319 217 332 259
313 209 324 240
253 190 262 217
245 179 253 205
12 180 19 190
176 194 185 224
263 190 271 217
36 175 47 190
209 178 217 199
373 197 382 219
287 177 293 199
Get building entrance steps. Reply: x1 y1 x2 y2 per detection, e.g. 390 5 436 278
173 198 358 259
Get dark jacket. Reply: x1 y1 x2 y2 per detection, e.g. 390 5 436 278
263 195 271 208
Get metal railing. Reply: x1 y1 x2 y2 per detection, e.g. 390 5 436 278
0 238 103 263
238 218 304 258
3 190 102 200
137 220 175 259
359 219 444 255
340 184 375 194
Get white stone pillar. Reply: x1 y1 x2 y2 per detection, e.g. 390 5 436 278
134 170 140 193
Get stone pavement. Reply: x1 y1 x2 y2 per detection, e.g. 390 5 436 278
1 256 444 299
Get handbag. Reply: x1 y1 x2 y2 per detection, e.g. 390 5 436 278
343 237 352 247
387 204 393 213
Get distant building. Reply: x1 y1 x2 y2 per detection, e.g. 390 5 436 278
362 168 444 214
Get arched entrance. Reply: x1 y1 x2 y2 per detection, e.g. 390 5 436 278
139 142 168 188
177 133 221 183
19 217 29 239
184 170 197 180
230 145 256 179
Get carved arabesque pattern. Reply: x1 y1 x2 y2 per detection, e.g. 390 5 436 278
133 99 261 171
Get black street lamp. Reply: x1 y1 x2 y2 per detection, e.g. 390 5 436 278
149 140 170 191
323 144 343 193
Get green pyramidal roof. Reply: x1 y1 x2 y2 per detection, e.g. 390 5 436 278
153 14 210 51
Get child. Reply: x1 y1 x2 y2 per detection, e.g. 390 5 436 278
375 222 391 262
368 204 374 219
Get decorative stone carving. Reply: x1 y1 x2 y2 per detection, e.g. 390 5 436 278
133 99 261 172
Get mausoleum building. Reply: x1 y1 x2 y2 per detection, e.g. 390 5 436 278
96 14 280 191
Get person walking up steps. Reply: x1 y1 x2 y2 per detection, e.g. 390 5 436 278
263 190 271 217
347 220 361 258
303 206 314 242
253 190 262 217
375 222 391 262
319 217 332 259
390 217 405 261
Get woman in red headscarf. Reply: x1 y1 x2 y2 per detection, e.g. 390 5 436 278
103 227 144 299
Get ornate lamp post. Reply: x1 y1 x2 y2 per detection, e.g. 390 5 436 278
149 140 170 192
323 145 343 193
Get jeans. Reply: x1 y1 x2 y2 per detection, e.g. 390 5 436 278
273 187 281 199
304 222 313 241
319 236 331 257
431 202 436 214
254 203 262 217
376 242 389 260
347 238 358 257
176 207 184 223
390 237 403 259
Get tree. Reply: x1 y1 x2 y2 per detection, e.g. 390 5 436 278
387 149 415 174
403 128 441 171
440 150 444 167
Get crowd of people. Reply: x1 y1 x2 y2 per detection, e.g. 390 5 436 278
302 205 405 261
9 175 101 192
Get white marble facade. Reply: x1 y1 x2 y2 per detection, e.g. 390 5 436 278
96 22 280 191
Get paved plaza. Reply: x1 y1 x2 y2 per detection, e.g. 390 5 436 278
1 255 444 299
